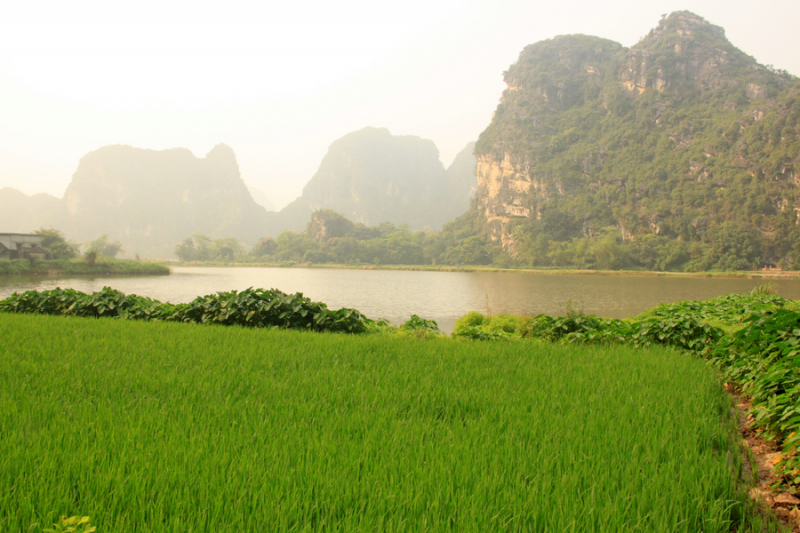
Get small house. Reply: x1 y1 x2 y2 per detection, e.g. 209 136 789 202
0 233 47 260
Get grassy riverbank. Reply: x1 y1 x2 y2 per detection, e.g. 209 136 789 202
0 258 170 276
161 259 800 279
0 313 774 532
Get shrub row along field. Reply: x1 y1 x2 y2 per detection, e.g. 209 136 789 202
0 286 369 333
0 313 773 532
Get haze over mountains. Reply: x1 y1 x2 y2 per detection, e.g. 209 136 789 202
3 11 800 267
275 128 476 234
0 129 476 258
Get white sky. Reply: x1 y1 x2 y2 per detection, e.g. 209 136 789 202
1 0 799 209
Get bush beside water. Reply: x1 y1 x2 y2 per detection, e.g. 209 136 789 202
0 286 369 334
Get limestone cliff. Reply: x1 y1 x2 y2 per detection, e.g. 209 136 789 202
474 11 800 263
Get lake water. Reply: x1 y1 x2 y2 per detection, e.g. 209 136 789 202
2 266 799 333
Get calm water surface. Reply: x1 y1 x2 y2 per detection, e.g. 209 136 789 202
2 266 799 333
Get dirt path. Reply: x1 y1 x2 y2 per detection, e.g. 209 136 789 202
730 388 800 531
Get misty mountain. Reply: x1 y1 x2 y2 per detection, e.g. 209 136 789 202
0 187 66 234
59 144 270 258
246 182 277 212
273 127 476 234
3 132 476 258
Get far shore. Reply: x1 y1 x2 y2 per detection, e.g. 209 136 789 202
0 259 171 277
159 260 800 280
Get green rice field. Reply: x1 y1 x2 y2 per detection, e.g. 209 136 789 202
0 314 770 532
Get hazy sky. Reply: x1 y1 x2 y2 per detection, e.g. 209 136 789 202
2 0 799 209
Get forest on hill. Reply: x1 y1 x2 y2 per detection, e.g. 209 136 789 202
466 11 800 270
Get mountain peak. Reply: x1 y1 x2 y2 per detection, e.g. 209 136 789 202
275 128 475 233
205 143 237 164
658 11 723 38
619 10 772 96
634 10 729 53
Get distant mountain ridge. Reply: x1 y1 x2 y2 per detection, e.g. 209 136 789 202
0 145 271 258
274 127 475 234
0 131 477 258
472 10 800 268
59 143 271 257
0 187 65 234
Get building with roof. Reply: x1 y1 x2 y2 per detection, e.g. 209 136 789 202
0 233 46 260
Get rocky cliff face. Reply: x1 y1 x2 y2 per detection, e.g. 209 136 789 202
61 144 270 257
275 127 476 233
474 11 800 260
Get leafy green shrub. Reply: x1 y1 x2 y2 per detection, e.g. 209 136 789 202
484 314 521 333
453 311 484 331
400 314 441 334
518 315 553 339
0 287 84 316
561 318 634 345
166 288 370 333
711 309 800 489
0 287 369 334
451 325 514 341
0 287 175 321
395 314 444 338
635 293 791 327
629 317 722 353
452 313 529 339
520 314 607 342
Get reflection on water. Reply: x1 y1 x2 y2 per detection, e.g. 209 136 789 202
2 267 799 333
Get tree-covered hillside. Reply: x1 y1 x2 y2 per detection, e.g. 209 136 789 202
471 11 800 270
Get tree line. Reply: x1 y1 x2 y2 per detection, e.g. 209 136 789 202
30 229 125 261
174 206 789 271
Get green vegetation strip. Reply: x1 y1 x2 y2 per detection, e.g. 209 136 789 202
0 286 369 333
0 259 169 276
0 314 771 532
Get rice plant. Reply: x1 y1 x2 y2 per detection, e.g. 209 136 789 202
0 314 775 532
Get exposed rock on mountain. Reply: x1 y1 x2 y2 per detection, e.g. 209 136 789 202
275 127 476 233
474 11 800 268
61 144 270 257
